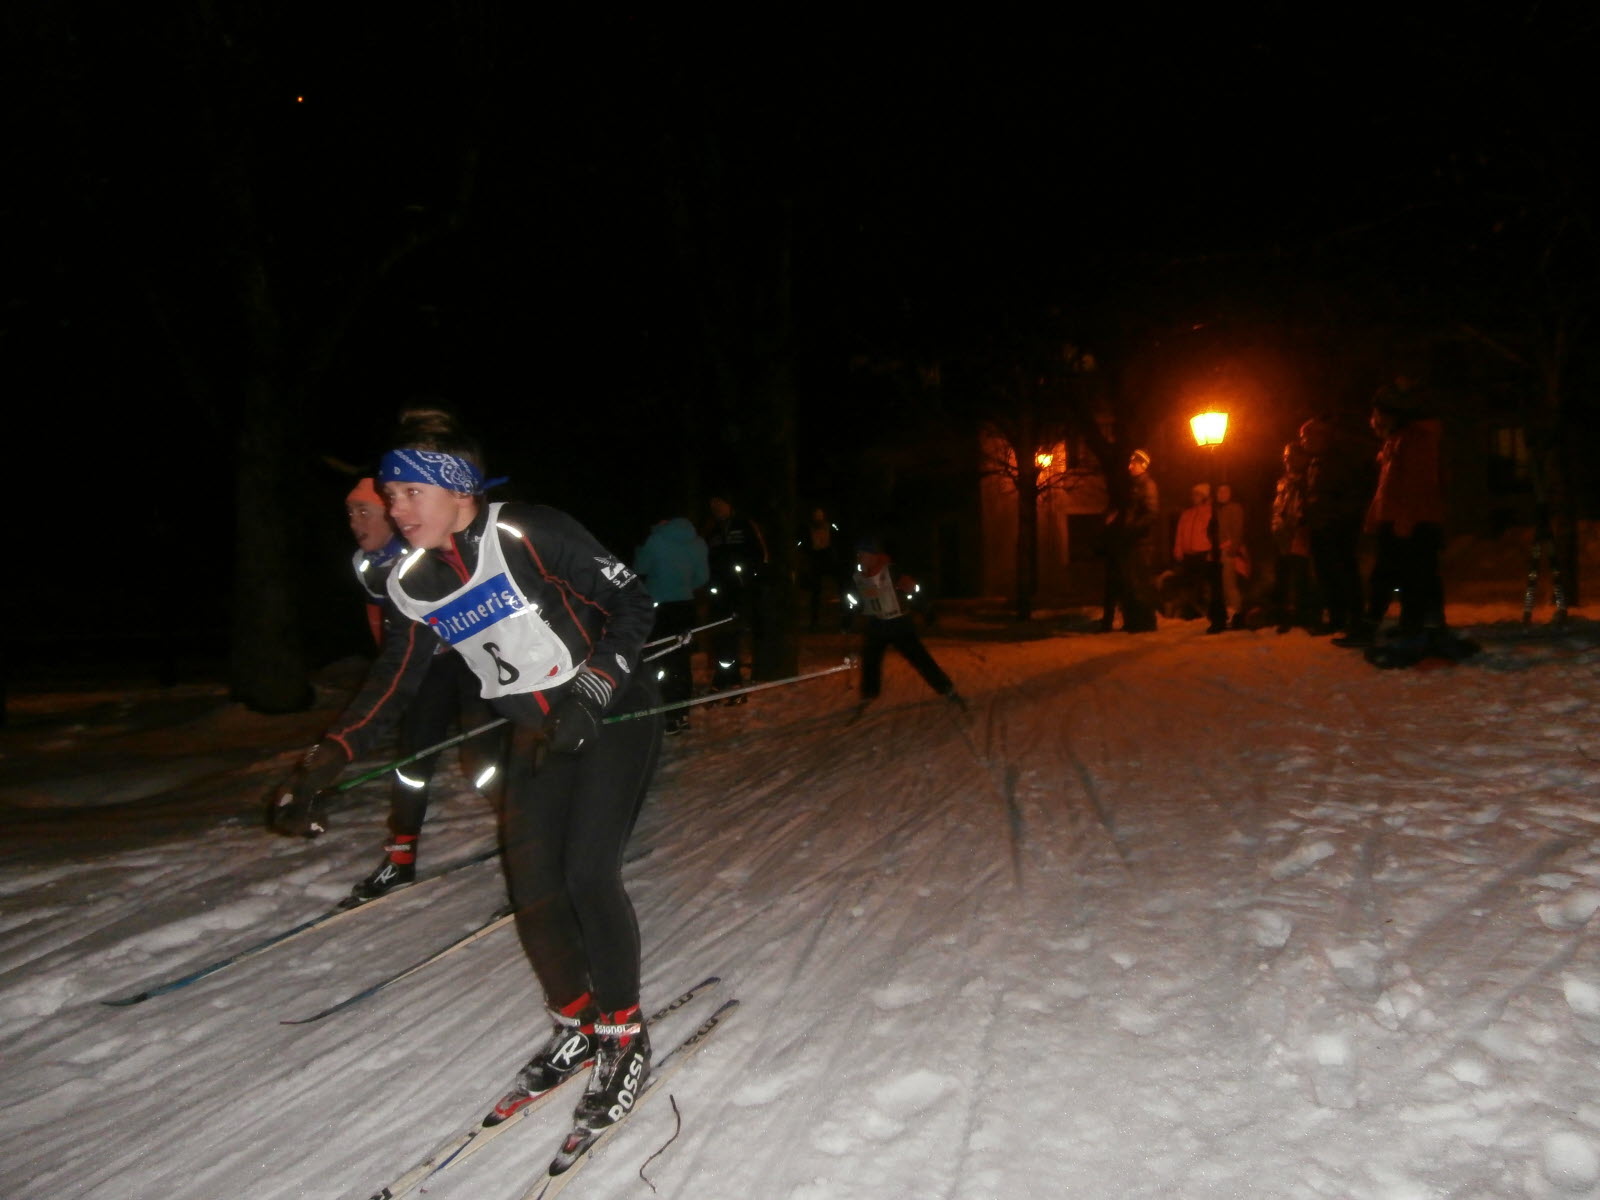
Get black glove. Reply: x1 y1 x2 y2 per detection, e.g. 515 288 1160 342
544 668 613 754
268 742 348 837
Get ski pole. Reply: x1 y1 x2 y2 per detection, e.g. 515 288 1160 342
335 619 739 788
332 716 510 793
604 657 860 723
641 616 733 660
333 657 860 790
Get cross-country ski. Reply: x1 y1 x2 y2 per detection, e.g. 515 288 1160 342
98 846 498 1007
279 906 514 1025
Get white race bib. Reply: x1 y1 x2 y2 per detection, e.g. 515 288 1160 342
388 504 575 698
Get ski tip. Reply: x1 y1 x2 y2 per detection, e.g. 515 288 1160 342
101 994 149 1007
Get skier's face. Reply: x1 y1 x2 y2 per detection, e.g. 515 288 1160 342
383 480 476 550
346 500 394 554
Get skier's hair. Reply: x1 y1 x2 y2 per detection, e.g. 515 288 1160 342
392 410 486 476
394 400 462 439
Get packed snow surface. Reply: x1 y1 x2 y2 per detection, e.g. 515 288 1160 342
4 602 1600 1199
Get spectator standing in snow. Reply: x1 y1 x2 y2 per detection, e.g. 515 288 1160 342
1354 381 1448 652
1100 449 1161 633
849 536 963 717
703 494 768 695
1214 482 1249 629
1172 483 1227 631
340 475 506 905
272 413 662 1144
633 516 710 735
1299 415 1370 641
1269 443 1318 633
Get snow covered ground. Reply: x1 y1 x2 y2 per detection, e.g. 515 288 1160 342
4 601 1600 1200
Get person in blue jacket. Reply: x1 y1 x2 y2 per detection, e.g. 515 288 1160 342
633 516 710 734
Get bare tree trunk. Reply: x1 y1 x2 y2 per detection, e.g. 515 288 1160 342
751 358 800 680
230 373 312 712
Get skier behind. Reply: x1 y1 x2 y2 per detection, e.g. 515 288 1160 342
632 515 710 735
703 494 768 695
339 476 508 905
848 535 963 717
272 413 663 1140
801 505 851 632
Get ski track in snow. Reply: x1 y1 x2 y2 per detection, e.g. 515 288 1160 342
3 609 1600 1199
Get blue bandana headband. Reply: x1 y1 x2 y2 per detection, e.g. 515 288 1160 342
380 449 489 495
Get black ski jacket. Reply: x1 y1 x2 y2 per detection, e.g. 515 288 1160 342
326 501 655 761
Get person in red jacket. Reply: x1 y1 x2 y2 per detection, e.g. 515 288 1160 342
1360 380 1447 649
1171 483 1226 631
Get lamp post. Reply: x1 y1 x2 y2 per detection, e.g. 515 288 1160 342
1190 410 1229 632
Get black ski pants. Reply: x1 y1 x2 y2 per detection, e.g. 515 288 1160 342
707 579 746 688
1270 552 1318 628
1307 520 1364 634
499 675 661 1015
649 600 697 710
860 615 952 700
1102 540 1158 632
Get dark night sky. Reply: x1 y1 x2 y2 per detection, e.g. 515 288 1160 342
7 3 1597 662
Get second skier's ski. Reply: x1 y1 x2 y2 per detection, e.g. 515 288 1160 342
100 846 497 1007
280 906 515 1025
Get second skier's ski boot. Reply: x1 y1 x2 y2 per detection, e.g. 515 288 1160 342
341 841 417 908
485 1005 597 1126
574 1006 651 1131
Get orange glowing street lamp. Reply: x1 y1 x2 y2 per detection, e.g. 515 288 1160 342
1190 410 1229 447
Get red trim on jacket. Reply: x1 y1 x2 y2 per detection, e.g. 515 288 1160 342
328 620 424 758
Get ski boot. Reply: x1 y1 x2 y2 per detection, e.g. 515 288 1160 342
574 1005 651 1131
341 838 417 907
484 1002 597 1125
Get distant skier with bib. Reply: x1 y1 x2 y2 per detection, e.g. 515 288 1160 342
849 535 963 718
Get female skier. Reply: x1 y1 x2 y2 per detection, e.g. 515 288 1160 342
273 418 661 1134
